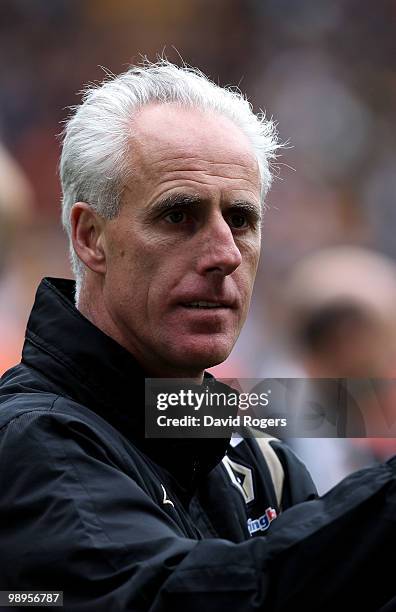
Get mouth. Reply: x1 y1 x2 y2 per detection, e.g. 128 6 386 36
182 301 226 309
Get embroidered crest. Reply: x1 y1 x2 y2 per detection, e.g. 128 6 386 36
222 456 254 504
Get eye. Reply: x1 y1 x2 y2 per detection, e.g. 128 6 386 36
228 212 248 229
165 211 186 224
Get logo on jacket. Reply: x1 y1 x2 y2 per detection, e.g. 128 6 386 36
161 484 175 507
247 507 277 535
222 456 254 504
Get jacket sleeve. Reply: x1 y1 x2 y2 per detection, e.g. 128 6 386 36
1 409 396 611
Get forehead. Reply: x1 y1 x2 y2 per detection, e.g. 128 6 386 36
128 104 261 197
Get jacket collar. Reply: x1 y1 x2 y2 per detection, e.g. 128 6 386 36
22 278 231 496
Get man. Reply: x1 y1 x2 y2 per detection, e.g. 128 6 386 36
283 246 396 493
1 61 396 611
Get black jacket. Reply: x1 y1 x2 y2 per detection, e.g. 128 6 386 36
1 278 396 611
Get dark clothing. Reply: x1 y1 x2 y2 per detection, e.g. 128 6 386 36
1 278 396 611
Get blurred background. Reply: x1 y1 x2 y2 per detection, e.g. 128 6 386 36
1 0 396 491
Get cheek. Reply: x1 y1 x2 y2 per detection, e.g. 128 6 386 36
108 231 160 282
233 247 260 318
113 247 182 314
241 242 261 284
103 238 150 312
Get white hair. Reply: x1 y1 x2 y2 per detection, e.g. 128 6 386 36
60 59 280 300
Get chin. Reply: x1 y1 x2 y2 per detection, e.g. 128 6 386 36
171 338 235 373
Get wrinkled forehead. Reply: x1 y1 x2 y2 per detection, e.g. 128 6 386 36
129 103 260 181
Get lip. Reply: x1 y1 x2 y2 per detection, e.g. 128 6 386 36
177 296 237 309
179 305 231 313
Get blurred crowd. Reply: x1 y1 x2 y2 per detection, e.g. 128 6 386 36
1 0 396 492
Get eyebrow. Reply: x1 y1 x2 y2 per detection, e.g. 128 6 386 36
148 192 262 222
149 193 202 215
229 200 262 223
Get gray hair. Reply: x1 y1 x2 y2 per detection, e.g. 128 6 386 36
60 59 280 300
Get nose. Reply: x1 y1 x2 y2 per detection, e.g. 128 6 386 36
196 214 242 277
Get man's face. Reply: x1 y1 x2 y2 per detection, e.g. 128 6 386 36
101 104 262 377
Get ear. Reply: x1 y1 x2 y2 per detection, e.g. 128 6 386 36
70 202 107 275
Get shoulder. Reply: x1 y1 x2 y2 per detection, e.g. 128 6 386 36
0 362 61 428
0 382 134 487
